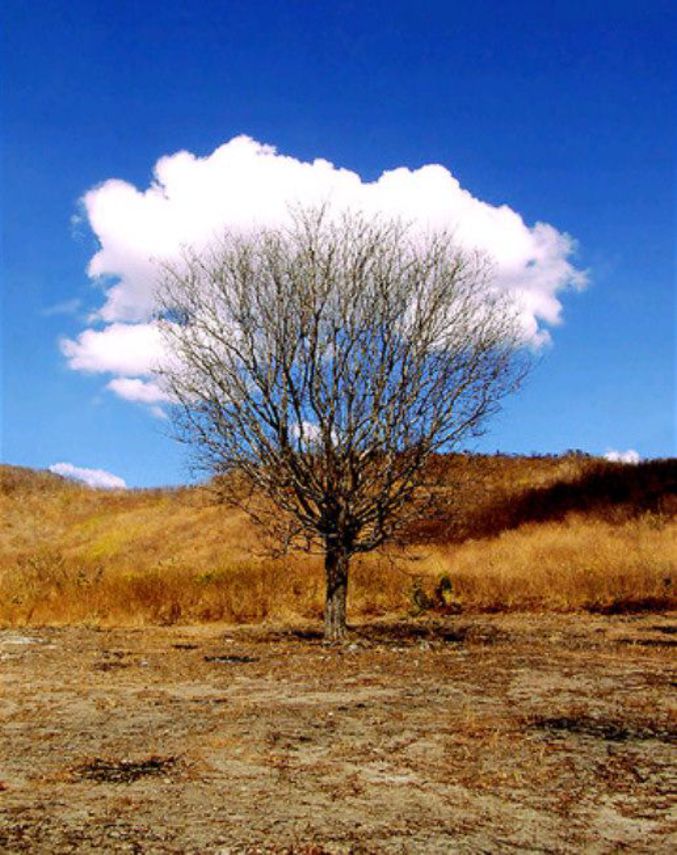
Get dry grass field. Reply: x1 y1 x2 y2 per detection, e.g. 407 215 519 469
1 453 675 852
1 453 675 627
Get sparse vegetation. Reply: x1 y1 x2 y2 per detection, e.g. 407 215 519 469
1 453 674 627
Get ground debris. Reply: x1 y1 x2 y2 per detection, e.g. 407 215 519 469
617 637 677 648
524 713 677 744
71 755 179 784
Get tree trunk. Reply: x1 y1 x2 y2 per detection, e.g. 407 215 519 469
324 544 349 642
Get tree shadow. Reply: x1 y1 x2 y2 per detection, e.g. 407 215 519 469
352 620 506 646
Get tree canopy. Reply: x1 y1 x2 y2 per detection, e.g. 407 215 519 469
156 209 529 639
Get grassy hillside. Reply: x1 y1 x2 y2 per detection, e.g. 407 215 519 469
1 454 674 626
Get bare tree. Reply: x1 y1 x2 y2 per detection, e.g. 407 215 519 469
156 209 529 641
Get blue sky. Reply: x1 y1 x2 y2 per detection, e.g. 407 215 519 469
2 0 674 487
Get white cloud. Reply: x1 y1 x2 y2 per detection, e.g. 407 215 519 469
64 135 587 407
291 421 328 445
61 322 165 376
604 449 641 465
49 462 127 489
108 379 170 419
106 376 173 404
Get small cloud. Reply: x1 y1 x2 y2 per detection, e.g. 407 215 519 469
49 462 127 489
106 376 173 404
604 449 641 465
291 421 337 445
106 377 172 420
42 298 82 317
60 322 165 376
291 421 322 443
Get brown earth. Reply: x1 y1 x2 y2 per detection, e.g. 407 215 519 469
1 613 675 853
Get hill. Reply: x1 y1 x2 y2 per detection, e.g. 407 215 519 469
1 454 675 626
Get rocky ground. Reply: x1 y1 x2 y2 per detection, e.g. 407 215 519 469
0 613 675 853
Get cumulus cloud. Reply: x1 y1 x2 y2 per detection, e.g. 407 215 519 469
61 322 165 376
62 135 587 408
604 449 641 464
49 462 127 489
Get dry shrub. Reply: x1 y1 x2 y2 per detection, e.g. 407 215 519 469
0 553 412 627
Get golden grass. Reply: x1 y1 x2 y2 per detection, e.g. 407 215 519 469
405 512 675 613
0 456 674 626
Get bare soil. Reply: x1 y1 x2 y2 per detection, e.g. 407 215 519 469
1 613 675 853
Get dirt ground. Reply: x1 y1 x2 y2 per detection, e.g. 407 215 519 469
1 613 675 854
